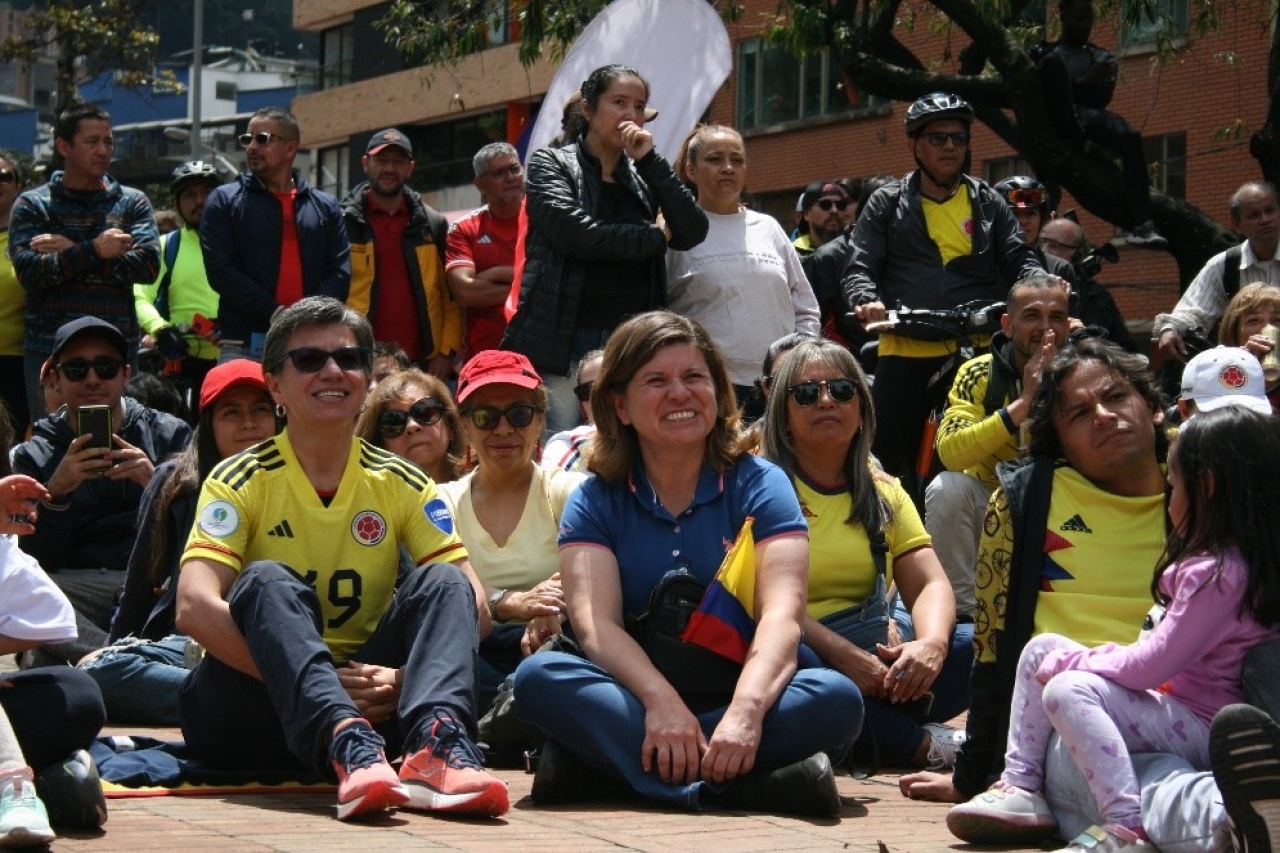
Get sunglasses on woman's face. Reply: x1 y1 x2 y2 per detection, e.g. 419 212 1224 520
378 398 445 439
787 378 859 407
278 346 370 373
461 403 542 431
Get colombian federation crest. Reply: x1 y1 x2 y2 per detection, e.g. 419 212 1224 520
351 510 387 546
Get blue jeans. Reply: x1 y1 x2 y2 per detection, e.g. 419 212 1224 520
823 587 973 765
79 635 189 726
512 650 862 809
476 623 526 713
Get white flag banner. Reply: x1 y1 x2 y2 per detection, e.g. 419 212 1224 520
525 0 733 164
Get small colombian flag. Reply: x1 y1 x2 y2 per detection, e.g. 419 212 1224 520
679 517 756 664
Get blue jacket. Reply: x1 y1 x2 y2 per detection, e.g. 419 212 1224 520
200 170 350 341
8 171 159 355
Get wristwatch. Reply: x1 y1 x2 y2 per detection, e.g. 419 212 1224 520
488 589 509 623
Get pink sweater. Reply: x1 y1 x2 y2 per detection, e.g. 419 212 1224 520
1037 548 1280 724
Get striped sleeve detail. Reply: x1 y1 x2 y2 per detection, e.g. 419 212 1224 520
416 541 467 566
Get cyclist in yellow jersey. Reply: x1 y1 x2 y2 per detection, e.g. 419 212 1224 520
176 297 509 821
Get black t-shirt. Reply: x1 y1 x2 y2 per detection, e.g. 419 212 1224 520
576 181 653 329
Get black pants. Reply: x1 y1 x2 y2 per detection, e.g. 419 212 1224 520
0 668 105 771
180 560 481 775
1039 53 1152 223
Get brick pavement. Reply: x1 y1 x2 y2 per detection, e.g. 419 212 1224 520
43 728 1050 853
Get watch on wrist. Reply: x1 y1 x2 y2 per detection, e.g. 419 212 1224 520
488 589 509 623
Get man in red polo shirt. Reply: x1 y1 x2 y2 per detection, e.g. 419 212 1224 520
342 128 461 378
445 142 525 359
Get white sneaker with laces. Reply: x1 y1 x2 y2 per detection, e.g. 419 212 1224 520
947 781 1058 844
0 773 56 847
922 722 966 769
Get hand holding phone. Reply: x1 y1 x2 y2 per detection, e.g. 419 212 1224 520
76 405 113 453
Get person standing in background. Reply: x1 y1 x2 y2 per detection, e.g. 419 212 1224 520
0 151 28 433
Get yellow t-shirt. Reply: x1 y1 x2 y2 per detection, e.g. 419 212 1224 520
183 430 467 662
0 231 24 356
797 472 932 619
973 464 1165 665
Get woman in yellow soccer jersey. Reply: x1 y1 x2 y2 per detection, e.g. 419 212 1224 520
175 297 507 821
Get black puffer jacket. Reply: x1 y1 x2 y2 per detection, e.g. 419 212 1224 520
501 140 708 375
14 398 192 573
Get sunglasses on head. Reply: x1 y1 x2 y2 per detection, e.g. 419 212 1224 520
278 346 370 374
378 398 445 438
57 357 124 382
461 403 542 431
814 198 849 212
573 381 594 403
238 132 293 148
920 131 971 148
787 378 859 407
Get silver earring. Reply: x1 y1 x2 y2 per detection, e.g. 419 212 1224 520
275 404 287 418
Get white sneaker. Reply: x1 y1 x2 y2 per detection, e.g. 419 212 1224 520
947 782 1058 844
1053 823 1156 852
922 722 966 770
0 774 56 848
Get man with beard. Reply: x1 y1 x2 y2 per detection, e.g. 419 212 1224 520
446 142 525 360
201 106 349 362
134 161 225 396
343 128 461 379
925 274 1071 619
842 93 1045 486
792 180 850 256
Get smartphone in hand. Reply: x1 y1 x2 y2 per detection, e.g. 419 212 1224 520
76 404 113 452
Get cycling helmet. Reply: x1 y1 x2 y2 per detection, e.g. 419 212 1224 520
993 176 1049 215
904 93 975 136
171 160 219 196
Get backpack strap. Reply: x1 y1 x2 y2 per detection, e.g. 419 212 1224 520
154 230 182 321
996 456 1056 691
1222 244 1243 302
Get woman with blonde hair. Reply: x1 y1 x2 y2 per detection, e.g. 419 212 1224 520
1218 282 1280 410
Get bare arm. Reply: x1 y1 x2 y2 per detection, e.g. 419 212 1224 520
175 558 260 678
877 546 955 702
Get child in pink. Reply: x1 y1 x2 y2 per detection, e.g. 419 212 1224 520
949 406 1280 853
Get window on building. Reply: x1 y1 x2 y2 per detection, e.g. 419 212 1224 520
1145 132 1186 199
215 81 237 101
1120 0 1188 47
484 0 511 46
409 108 508 192
984 156 1035 184
737 38 884 130
318 145 350 197
321 24 354 90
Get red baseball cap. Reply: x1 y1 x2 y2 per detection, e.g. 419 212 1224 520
200 359 268 410
456 351 542 404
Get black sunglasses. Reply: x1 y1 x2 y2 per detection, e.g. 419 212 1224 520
57 357 124 382
238 132 294 148
815 198 849 212
278 346 370 374
920 131 971 148
787 378 859 407
0 170 16 185
378 398 445 439
461 403 542 431
573 381 594 403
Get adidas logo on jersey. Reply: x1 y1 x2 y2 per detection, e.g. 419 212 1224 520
1059 514 1093 534
268 519 295 538
477 234 493 244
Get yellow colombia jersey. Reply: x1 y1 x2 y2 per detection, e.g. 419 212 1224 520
183 430 467 662
796 472 932 620
973 463 1165 664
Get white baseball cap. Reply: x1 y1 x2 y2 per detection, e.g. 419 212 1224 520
1180 346 1271 415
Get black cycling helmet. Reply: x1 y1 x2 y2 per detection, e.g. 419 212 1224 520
993 175 1049 216
904 93 975 136
171 160 219 196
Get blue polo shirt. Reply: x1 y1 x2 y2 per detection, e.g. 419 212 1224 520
558 454 808 619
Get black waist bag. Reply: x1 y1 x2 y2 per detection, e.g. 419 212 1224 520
628 569 743 714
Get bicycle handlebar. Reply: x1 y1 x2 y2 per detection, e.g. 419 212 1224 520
860 300 1006 334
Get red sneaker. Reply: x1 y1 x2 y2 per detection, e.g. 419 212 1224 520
329 719 409 821
399 711 509 816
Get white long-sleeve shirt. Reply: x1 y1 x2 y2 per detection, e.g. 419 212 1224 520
1155 240 1280 336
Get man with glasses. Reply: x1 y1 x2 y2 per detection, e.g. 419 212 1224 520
793 180 851 256
1040 214 1137 351
842 92 1045 491
447 142 526 360
343 128 460 380
8 104 160 421
201 106 349 362
12 317 191 666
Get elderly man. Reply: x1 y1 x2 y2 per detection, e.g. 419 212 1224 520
446 142 525 359
1039 216 1136 351
1156 181 1280 360
13 317 191 664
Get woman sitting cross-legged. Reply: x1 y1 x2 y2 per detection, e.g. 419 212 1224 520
758 338 972 772
512 310 862 816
